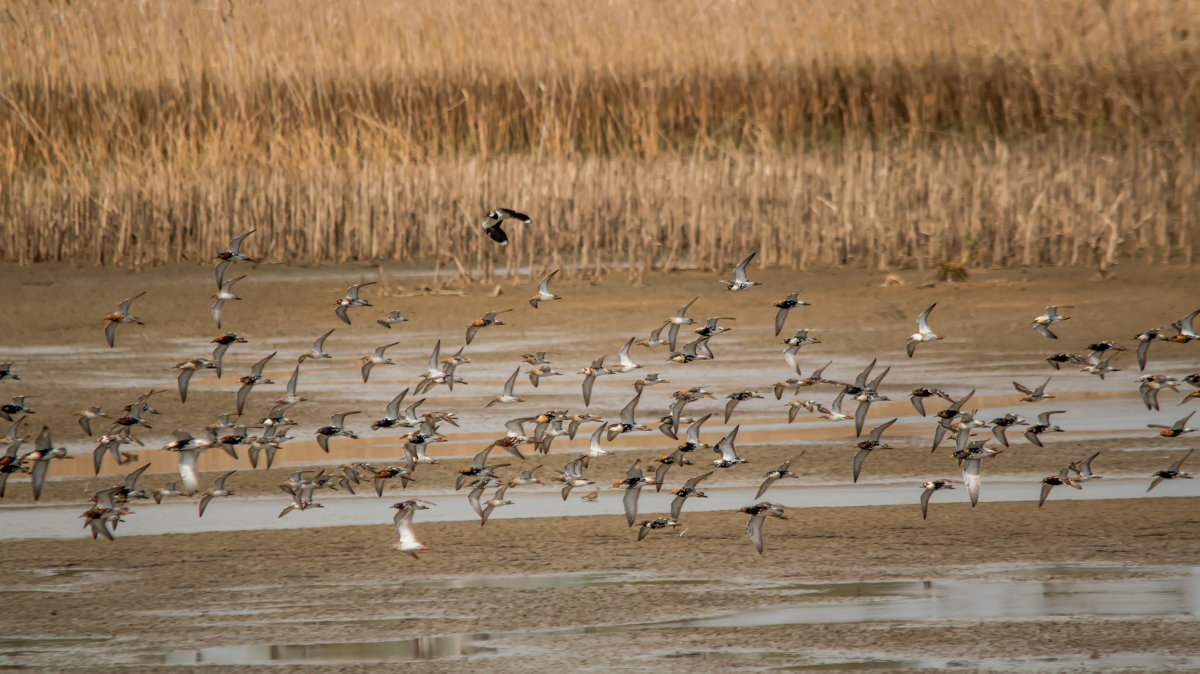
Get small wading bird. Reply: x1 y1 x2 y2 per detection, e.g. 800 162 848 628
104 292 146 348
391 500 434 558
480 208 531 246
906 303 940 357
529 269 562 308
720 252 762 291
335 282 376 325
214 229 256 288
772 291 810 336
741 502 787 554
1148 449 1193 492
1032 305 1071 339
919 479 956 520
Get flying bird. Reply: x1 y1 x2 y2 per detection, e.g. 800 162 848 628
906 303 940 357
480 208 531 246
104 292 146 348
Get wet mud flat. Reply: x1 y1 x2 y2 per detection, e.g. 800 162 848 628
3 497 1199 671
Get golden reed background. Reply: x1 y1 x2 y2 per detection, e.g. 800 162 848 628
2 0 1197 275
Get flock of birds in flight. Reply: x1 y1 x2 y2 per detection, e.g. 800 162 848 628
2 215 1198 556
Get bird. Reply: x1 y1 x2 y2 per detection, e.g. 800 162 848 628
1068 451 1103 483
360 341 400 383
174 358 216 404
555 456 594 500
1137 374 1180 411
772 291 810 336
334 282 376 324
371 389 410 430
665 297 699 351
724 390 763 422
480 208 531 246
636 322 671 348
1147 411 1196 438
694 316 735 337
0 363 20 381
652 450 692 491
235 352 276 415
210 332 248 378
1038 467 1082 507
23 426 70 501
611 337 643 374
1013 377 1055 403
669 471 712 521
527 364 563 388
198 470 236 517
852 418 898 483
479 485 514 526
276 365 307 406
988 413 1028 447
909 387 953 417
1168 309 1200 343
316 411 361 452
104 292 146 348
466 309 512 344
668 336 714 364
906 303 940 357
210 274 245 329
391 500 434 558
1133 328 1170 370
1023 410 1066 447
298 329 335 363
711 425 746 468
1148 449 1193 492
582 424 613 458
613 459 655 526
377 310 408 329
756 459 800 499
529 269 562 308
675 414 712 454
75 406 110 437
577 356 613 407
782 330 822 372
637 518 682 541
1032 305 1071 339
606 391 651 440
214 228 256 287
741 502 787 554
920 480 956 520
956 442 1003 506
720 252 761 291
151 482 182 505
487 368 525 407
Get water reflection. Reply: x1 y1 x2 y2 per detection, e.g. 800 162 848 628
3 477 1194 541
142 565 1200 666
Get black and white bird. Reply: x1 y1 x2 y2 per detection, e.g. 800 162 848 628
480 208 531 245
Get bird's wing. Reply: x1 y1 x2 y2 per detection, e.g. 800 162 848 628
851 449 870 483
868 418 897 443
104 321 118 348
1034 323 1057 339
732 252 757 282
774 308 789 337
622 486 641 526
755 476 778 500
962 458 982 505
920 487 934 519
177 369 195 404
916 303 936 333
747 514 767 554
335 304 352 325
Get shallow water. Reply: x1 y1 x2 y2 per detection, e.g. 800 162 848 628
134 564 1200 667
2 477 1193 541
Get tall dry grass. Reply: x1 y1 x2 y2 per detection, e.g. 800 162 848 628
1 0 1197 273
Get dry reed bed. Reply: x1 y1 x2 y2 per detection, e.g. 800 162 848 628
3 134 1193 275
1 0 1198 272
